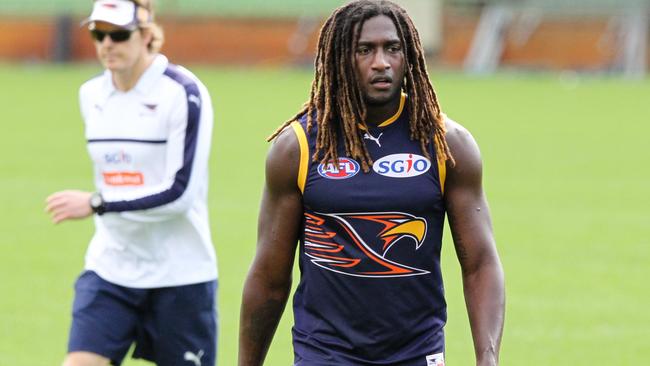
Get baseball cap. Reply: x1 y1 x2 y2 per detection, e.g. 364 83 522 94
84 0 150 30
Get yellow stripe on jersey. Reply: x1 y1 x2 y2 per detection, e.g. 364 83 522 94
357 93 407 131
377 92 406 127
436 113 448 195
291 121 309 193
437 155 446 195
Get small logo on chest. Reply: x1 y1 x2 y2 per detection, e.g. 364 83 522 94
363 132 383 147
183 349 204 366
140 103 158 117
317 158 360 179
104 150 132 164
103 171 144 186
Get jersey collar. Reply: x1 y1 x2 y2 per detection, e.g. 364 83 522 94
98 53 168 102
358 92 406 131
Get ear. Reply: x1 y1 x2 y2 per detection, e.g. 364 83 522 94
140 27 154 47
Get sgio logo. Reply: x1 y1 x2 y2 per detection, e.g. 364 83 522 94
104 150 132 164
373 153 430 178
317 158 360 179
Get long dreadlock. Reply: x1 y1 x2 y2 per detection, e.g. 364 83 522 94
268 0 453 172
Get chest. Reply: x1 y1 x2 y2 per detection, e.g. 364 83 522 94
84 91 172 185
303 123 444 216
85 91 171 141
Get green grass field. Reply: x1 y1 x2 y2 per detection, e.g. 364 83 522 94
0 63 648 365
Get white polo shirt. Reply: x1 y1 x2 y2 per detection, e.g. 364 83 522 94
79 54 217 288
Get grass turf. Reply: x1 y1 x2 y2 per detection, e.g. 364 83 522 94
0 63 648 365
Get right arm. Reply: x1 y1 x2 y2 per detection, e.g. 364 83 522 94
44 82 95 224
239 127 303 366
46 79 214 224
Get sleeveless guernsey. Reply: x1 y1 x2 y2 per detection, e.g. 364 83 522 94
290 94 448 365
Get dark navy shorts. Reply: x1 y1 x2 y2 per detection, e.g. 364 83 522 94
68 271 217 366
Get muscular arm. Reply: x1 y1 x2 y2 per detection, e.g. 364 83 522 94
239 128 303 366
444 120 505 366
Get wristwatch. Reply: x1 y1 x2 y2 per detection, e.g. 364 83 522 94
89 192 106 215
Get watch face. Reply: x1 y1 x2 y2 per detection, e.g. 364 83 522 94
90 193 105 215
91 194 102 208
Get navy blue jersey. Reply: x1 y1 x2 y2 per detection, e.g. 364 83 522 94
290 95 448 365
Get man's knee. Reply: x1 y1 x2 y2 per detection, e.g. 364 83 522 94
62 351 111 366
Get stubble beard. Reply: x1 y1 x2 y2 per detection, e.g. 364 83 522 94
363 86 402 107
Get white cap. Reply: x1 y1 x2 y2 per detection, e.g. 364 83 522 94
85 0 142 30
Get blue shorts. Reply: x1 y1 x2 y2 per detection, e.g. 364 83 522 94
68 271 217 366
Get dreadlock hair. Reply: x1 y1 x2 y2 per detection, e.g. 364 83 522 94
268 0 453 172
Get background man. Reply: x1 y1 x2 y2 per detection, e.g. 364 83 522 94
45 1 218 365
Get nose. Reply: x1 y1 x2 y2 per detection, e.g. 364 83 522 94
100 34 114 47
371 49 390 71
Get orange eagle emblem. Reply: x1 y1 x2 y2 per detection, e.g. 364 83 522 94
304 211 429 277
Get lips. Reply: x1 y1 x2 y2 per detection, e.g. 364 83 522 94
370 75 393 84
370 75 393 90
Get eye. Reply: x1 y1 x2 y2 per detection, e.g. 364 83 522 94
357 46 371 55
387 44 402 53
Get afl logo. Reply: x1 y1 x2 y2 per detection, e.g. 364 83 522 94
373 153 431 178
318 158 360 179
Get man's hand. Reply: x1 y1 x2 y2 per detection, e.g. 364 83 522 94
45 190 93 224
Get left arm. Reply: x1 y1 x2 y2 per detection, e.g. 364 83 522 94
444 120 505 366
104 82 213 222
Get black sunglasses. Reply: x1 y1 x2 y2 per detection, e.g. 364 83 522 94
90 29 134 43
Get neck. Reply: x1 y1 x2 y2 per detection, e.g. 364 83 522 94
365 94 401 126
112 53 155 91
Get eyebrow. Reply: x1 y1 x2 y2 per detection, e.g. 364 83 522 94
357 39 401 45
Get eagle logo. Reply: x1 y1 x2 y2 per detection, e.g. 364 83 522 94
304 211 429 277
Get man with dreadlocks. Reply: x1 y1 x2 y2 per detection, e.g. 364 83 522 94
239 1 504 365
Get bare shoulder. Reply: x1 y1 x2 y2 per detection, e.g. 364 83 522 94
443 116 482 181
266 125 301 191
444 116 479 156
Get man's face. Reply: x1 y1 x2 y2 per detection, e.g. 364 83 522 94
91 21 149 73
354 15 405 106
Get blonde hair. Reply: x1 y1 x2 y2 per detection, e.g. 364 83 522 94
133 0 164 53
